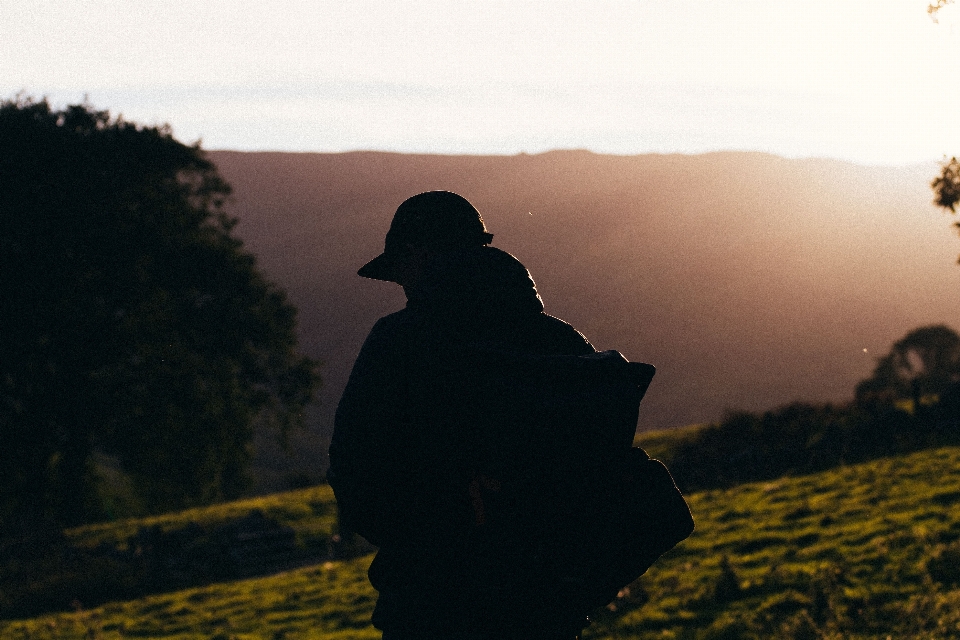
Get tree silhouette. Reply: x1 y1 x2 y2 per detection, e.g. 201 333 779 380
928 0 955 22
932 157 960 220
0 97 320 533
930 0 960 254
856 325 960 413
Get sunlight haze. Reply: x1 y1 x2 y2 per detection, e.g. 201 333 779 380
2 0 959 163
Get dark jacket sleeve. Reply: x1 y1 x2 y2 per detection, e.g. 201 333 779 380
328 313 413 547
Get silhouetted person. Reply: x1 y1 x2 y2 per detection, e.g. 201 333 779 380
329 191 595 640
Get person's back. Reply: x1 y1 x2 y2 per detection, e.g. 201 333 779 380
329 192 594 639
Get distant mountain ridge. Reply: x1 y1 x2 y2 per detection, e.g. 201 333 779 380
206 150 960 483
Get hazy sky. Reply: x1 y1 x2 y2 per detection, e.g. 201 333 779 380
3 0 959 164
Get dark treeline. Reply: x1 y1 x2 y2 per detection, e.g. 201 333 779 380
0 97 320 538
660 325 960 492
664 397 960 492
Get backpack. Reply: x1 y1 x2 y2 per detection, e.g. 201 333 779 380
444 347 695 615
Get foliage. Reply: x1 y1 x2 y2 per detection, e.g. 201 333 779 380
649 325 960 494
660 403 851 492
929 0 957 22
5 447 960 638
933 157 960 213
856 324 960 408
0 97 320 533
933 156 960 267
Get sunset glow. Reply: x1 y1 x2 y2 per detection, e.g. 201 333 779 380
2 0 959 163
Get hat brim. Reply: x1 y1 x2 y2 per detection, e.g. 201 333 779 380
357 253 398 282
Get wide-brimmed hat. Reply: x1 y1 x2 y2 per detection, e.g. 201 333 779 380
358 191 494 282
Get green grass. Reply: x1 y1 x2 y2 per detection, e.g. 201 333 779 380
584 446 960 639
66 484 340 552
5 447 960 639
634 424 704 463
0 558 378 640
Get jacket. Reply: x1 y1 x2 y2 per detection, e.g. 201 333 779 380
329 246 594 637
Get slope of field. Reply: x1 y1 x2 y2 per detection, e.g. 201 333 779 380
203 150 960 485
66 485 341 551
6 446 960 639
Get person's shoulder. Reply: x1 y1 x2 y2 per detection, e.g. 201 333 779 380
370 308 413 333
533 312 595 354
365 306 446 348
359 308 418 350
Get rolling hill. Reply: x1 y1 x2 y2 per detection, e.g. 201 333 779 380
6 445 960 638
203 150 960 484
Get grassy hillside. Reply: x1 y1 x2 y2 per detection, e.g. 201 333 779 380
634 424 705 462
66 485 340 551
5 447 960 639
